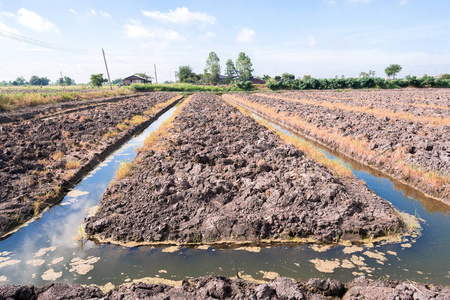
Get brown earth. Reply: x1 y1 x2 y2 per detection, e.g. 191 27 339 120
0 92 181 237
224 92 450 202
84 93 402 245
0 275 448 299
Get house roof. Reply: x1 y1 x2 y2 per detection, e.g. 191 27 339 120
123 75 147 81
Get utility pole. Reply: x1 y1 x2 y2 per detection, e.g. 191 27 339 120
60 71 65 91
154 63 158 84
102 48 113 90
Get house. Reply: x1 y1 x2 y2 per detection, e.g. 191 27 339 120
122 75 151 85
250 77 265 84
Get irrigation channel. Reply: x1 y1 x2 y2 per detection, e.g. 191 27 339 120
0 99 449 288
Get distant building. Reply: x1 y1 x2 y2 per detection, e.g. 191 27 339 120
250 77 265 84
122 75 151 85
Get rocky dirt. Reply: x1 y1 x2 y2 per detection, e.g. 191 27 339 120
0 92 180 237
1 275 448 299
85 93 402 245
282 89 450 119
224 92 450 201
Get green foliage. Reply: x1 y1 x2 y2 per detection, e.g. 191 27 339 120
385 64 402 79
205 52 221 85
225 59 237 84
236 52 253 81
302 75 311 81
441 73 450 80
112 78 123 84
13 76 27 86
234 80 253 91
55 76 74 86
177 65 200 84
89 74 108 87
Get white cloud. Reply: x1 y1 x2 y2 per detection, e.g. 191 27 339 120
199 31 216 39
0 11 15 18
69 9 78 15
142 7 215 24
322 0 337 4
123 21 185 42
237 27 255 42
399 0 408 4
88 8 97 16
99 11 111 18
0 20 19 34
16 8 59 33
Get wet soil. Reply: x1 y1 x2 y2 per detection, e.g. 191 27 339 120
0 92 180 237
85 93 402 245
225 92 450 201
1 275 448 299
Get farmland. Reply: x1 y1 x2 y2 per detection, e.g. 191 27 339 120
0 92 181 237
224 89 450 204
0 90 449 298
85 93 402 245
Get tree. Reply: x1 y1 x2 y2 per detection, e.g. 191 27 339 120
29 75 41 85
90 73 108 87
204 52 221 85
64 76 74 85
360 70 375 78
13 76 26 86
235 52 253 81
441 73 450 80
385 64 402 79
112 78 123 84
134 72 152 83
176 65 199 83
302 75 311 81
225 59 237 84
262 74 271 81
282 73 295 83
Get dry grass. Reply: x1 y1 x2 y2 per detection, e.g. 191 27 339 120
115 160 135 180
0 88 133 111
225 94 450 199
116 122 130 131
141 96 192 152
144 94 183 116
256 93 450 127
103 129 119 139
51 151 64 161
66 159 81 170
129 115 145 125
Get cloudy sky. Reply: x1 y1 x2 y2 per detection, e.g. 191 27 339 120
1 0 449 84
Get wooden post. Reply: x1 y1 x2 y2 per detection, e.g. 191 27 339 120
102 48 113 90
154 63 158 84
60 71 65 91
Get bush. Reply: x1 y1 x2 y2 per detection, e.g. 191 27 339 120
234 80 253 91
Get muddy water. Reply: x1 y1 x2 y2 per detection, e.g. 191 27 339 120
1 103 449 287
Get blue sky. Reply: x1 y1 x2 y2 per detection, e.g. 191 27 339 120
1 0 450 84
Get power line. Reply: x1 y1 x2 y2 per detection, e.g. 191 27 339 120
0 29 92 54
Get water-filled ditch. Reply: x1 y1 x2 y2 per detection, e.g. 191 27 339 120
0 102 449 287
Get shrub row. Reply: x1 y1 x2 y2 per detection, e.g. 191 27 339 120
128 81 254 93
266 76 450 90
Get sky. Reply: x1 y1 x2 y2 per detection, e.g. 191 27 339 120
1 0 450 84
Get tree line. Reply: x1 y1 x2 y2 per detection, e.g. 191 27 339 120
1 75 75 86
176 51 254 86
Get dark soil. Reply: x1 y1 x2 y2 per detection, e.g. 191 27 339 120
283 89 450 119
0 92 180 237
226 92 450 201
85 93 402 245
1 275 448 299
